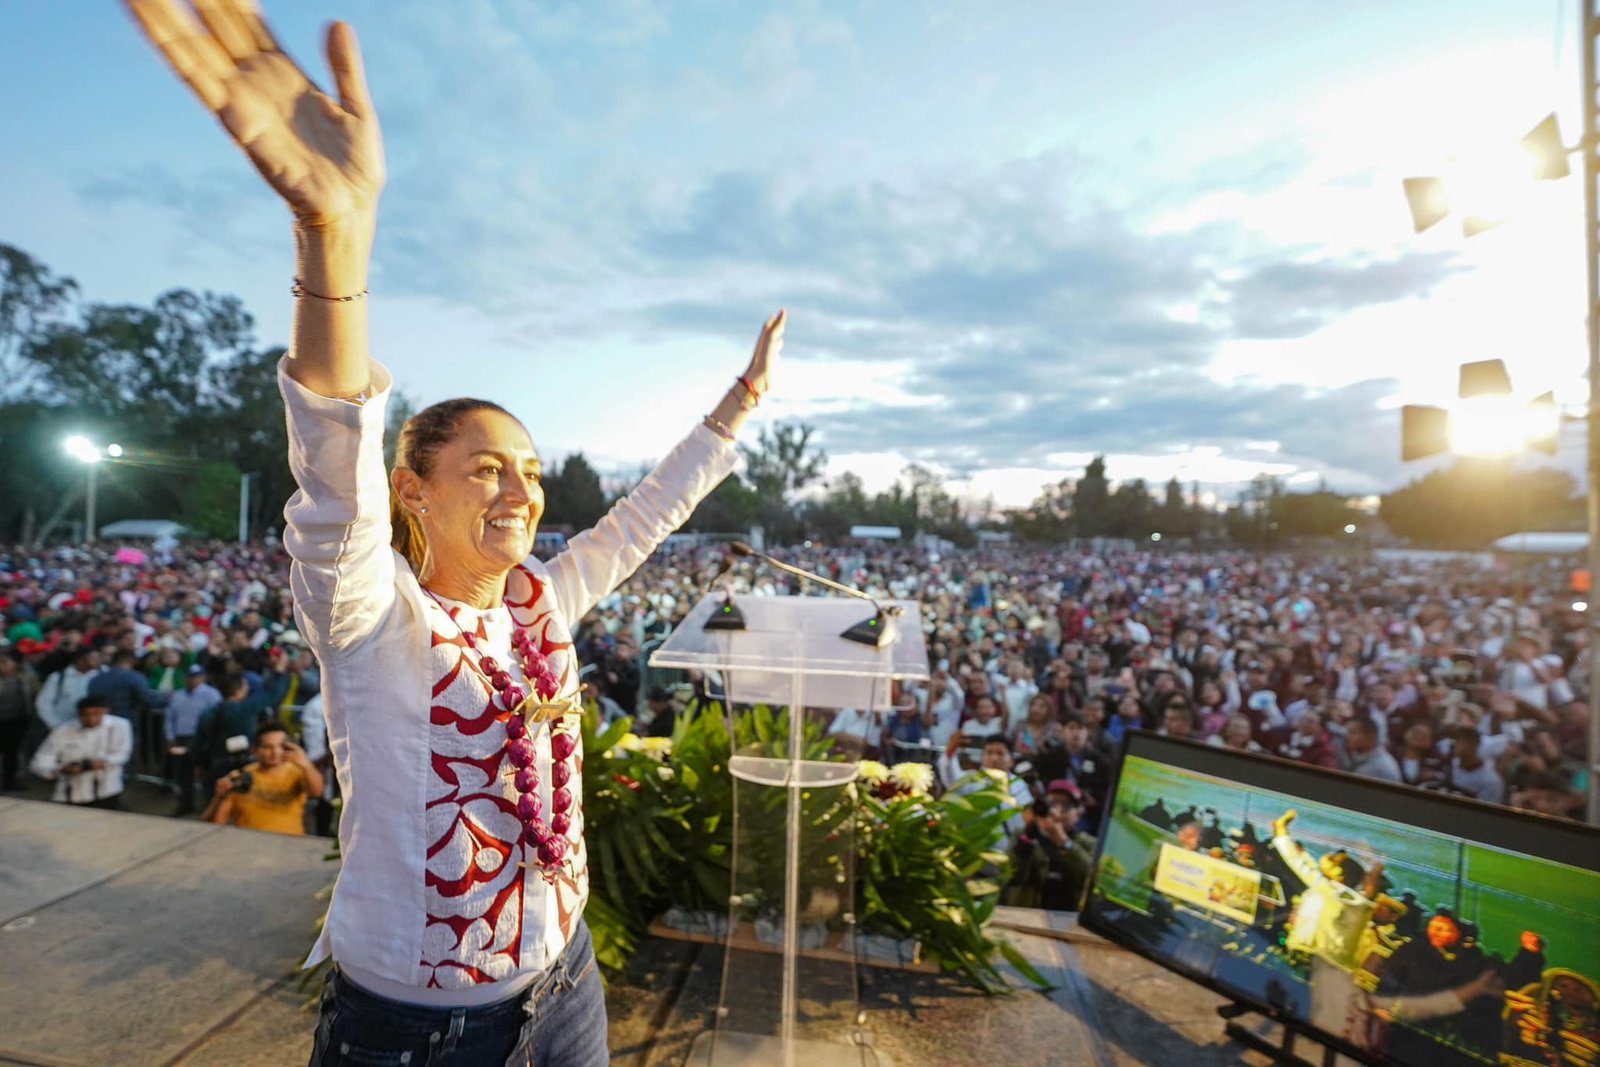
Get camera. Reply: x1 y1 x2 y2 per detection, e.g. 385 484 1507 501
227 767 254 795
59 760 88 776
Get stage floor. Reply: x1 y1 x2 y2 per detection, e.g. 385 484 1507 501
0 797 1269 1067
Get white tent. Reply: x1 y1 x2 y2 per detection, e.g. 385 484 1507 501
98 519 188 540
848 525 902 541
1492 531 1588 555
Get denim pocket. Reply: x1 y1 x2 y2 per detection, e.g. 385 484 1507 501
333 1036 433 1067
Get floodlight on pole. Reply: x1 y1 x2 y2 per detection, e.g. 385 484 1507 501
1398 51 1599 824
62 435 121 544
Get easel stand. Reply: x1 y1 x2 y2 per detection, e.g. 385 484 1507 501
1217 1002 1345 1067
651 593 926 1067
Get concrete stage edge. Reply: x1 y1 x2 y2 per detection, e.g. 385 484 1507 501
0 798 1273 1066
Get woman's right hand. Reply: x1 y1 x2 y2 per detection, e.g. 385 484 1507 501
125 1 385 228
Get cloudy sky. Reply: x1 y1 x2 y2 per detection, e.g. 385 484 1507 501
1 1 1589 508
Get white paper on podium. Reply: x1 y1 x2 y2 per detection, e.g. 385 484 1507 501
649 594 928 711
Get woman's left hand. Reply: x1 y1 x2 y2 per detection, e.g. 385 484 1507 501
741 309 785 398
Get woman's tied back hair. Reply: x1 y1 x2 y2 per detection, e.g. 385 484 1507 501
389 397 518 575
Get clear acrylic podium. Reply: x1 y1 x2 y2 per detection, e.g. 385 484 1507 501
651 592 927 1067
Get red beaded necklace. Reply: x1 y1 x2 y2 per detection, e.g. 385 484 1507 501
425 588 578 880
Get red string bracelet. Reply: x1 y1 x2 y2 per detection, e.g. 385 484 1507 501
737 375 762 404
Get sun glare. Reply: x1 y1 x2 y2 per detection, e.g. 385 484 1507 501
1446 396 1552 457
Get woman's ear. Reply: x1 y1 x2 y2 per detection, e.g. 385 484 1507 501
392 467 427 515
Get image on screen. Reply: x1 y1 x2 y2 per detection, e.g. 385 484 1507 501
1080 740 1600 1067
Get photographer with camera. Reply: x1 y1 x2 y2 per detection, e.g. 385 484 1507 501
28 693 132 809
194 673 268 801
202 722 324 835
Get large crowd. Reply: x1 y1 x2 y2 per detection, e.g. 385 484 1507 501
2 539 1592 866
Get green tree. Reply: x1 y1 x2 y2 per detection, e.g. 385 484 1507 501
542 452 608 530
1380 461 1580 549
1072 456 1111 538
687 473 762 533
1007 476 1074 542
1105 478 1155 539
24 290 254 428
182 460 247 539
0 244 78 401
740 422 827 543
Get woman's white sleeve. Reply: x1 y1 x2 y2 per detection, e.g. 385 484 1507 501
278 357 399 654
547 424 738 622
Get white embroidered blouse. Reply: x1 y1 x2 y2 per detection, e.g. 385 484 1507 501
278 357 738 1004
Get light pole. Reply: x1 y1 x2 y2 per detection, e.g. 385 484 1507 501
239 471 259 545
1581 0 1599 827
63 436 121 544
1400 4 1600 824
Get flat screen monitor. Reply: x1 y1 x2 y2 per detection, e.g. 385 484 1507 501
1078 733 1600 1067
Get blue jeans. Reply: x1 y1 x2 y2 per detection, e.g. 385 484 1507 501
309 920 608 1066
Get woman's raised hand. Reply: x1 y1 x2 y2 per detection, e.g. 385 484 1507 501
743 309 785 398
125 1 385 228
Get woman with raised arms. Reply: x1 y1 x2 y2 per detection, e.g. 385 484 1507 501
126 2 782 1062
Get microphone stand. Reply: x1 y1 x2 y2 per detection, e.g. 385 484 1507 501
704 542 902 648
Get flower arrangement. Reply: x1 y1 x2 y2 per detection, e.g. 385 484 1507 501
581 704 1048 993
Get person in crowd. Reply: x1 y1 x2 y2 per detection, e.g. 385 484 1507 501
87 649 157 765
0 651 39 790
1395 719 1446 788
164 663 222 815
579 669 627 728
828 705 882 760
640 686 676 738
1158 693 1196 741
34 646 103 734
960 693 1007 742
195 673 267 801
940 735 1034 847
1443 726 1504 803
29 693 132 809
1011 692 1064 762
1007 779 1097 911
1209 712 1263 753
298 690 337 836
1272 708 1341 769
1342 717 1403 784
203 722 324 835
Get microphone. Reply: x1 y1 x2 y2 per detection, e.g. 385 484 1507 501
726 542 902 648
702 551 744 632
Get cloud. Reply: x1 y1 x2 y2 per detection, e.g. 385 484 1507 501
1220 252 1463 339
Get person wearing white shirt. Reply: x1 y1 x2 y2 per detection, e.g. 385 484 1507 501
1444 727 1505 804
30 694 133 808
34 647 104 732
923 662 965 747
997 660 1038 726
826 706 881 755
938 735 1034 848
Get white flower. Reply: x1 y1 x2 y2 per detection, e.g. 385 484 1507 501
856 760 889 785
890 763 934 795
657 765 675 781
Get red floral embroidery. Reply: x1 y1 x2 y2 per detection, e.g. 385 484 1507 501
418 563 588 987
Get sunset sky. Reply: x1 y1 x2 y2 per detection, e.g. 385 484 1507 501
1 1 1587 508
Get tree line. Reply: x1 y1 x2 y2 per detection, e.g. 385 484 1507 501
0 241 1582 550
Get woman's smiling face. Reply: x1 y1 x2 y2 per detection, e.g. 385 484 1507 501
414 408 545 581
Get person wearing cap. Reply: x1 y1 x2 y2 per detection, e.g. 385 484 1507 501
164 664 222 815
1008 779 1098 911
